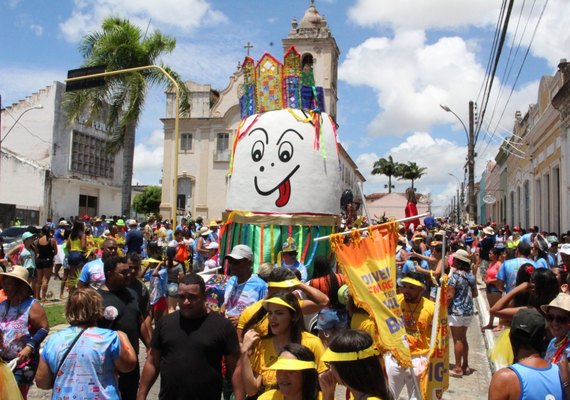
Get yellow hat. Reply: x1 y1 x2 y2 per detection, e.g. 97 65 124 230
268 278 301 288
400 277 425 288
209 220 218 228
263 297 296 312
282 237 297 253
321 345 379 362
266 358 316 371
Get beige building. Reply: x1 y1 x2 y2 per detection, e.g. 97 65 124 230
159 2 364 221
482 60 570 233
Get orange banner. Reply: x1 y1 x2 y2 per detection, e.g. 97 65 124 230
331 222 411 368
421 275 449 399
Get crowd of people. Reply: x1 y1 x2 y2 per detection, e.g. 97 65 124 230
2 214 570 399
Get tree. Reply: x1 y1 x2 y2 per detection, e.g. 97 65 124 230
64 17 190 216
132 186 162 216
371 155 401 193
397 161 427 189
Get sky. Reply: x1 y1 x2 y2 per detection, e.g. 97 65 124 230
1 0 568 216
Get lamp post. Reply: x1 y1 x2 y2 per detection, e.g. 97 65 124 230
448 173 464 224
440 102 476 224
0 103 44 180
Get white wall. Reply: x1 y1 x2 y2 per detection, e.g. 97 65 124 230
0 151 46 210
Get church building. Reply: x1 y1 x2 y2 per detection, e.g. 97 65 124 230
159 2 364 221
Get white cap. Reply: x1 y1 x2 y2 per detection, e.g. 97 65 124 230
560 244 570 255
206 242 219 250
127 219 138 226
224 244 253 261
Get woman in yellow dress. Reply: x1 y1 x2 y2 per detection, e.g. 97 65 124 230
240 291 326 397
258 343 319 400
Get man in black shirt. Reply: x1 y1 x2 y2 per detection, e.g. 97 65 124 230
98 256 151 400
137 273 240 400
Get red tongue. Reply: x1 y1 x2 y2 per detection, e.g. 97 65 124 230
275 177 291 207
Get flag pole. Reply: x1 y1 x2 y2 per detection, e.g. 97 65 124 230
314 213 430 242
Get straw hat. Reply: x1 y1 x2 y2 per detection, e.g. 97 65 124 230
453 249 472 264
0 265 33 293
483 226 495 236
541 293 570 315
198 226 212 236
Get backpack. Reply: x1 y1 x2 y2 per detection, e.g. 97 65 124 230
9 244 24 265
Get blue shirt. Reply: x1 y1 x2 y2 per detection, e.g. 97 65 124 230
448 270 476 316
42 326 121 400
223 274 267 317
78 258 105 289
281 260 308 282
535 258 548 269
497 258 535 293
402 259 429 286
509 362 563 400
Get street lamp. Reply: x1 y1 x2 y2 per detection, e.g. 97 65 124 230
440 102 476 223
448 173 463 224
0 104 44 180
1 104 44 143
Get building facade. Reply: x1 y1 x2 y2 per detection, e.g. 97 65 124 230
159 2 364 221
481 60 570 233
0 82 124 226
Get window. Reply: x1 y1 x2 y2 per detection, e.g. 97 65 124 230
180 133 193 151
215 133 230 161
79 195 98 217
177 177 192 212
523 180 530 228
71 131 114 178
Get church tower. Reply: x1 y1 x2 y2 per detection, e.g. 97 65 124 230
282 1 340 122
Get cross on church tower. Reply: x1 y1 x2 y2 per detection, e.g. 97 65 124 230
244 42 253 56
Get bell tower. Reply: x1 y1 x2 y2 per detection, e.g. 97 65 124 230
282 1 340 122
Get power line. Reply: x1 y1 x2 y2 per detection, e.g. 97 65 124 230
475 0 515 144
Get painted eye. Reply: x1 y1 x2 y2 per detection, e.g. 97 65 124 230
278 141 293 163
251 140 264 162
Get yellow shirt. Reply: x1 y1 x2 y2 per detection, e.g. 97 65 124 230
250 331 327 390
397 294 434 356
238 299 305 336
350 311 369 331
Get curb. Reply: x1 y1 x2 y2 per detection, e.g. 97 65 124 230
475 284 504 374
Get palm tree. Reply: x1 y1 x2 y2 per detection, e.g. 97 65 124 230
64 17 190 216
371 155 401 193
397 161 427 189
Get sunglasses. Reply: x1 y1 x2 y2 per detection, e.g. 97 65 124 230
546 314 570 325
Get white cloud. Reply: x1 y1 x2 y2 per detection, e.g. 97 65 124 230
133 129 164 184
359 131 467 195
339 31 486 136
6 0 22 8
0 67 62 105
29 24 43 36
348 0 499 30
59 0 227 42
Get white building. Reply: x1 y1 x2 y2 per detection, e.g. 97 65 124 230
159 2 364 221
0 82 124 226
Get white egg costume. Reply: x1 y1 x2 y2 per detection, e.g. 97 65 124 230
221 47 342 274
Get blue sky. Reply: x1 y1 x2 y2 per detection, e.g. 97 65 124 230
1 0 566 216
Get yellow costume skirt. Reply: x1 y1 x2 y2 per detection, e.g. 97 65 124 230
0 361 22 400
488 328 514 368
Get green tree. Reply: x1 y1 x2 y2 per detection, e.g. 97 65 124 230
132 186 162 216
64 17 190 216
371 155 401 193
397 161 427 189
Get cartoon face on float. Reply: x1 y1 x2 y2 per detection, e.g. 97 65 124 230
226 109 342 215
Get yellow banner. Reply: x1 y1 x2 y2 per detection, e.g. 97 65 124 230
331 222 411 368
421 275 449 399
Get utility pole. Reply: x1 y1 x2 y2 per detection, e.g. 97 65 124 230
468 100 476 224
457 187 461 224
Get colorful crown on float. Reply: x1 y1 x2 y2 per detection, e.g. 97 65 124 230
239 45 325 119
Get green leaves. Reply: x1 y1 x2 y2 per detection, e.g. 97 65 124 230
132 186 162 216
371 157 427 191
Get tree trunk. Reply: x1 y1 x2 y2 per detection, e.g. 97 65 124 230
121 122 136 217
411 179 415 190
388 175 392 193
